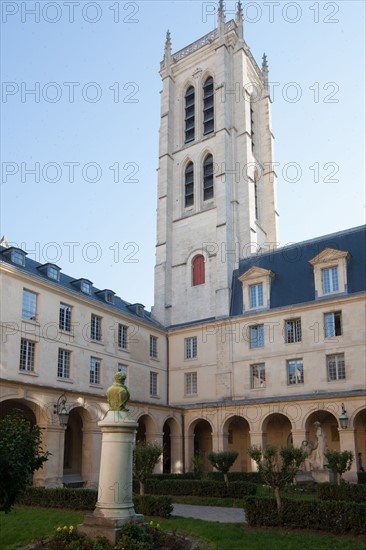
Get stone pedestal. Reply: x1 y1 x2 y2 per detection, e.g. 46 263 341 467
78 410 142 544
311 469 334 484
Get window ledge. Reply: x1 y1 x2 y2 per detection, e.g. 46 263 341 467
19 370 39 377
57 378 74 384
89 384 103 388
149 395 160 400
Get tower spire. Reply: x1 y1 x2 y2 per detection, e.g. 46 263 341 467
262 53 269 93
163 29 172 72
218 0 225 36
236 1 244 39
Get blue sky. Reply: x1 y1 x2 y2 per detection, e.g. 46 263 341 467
1 0 365 309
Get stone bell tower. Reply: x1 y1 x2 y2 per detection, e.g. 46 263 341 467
152 1 279 326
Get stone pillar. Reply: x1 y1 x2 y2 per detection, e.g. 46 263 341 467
338 428 358 483
248 431 264 472
82 427 102 489
152 432 164 474
40 424 66 487
170 435 183 473
291 429 306 449
78 410 141 544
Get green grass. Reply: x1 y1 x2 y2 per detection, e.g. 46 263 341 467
0 507 84 550
1 506 365 550
155 517 366 550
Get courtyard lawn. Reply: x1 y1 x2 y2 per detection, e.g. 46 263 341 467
1 507 366 550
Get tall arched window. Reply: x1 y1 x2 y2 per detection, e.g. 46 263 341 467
185 86 195 143
250 96 255 151
203 76 214 135
254 175 259 220
203 154 214 201
185 161 194 207
192 255 205 286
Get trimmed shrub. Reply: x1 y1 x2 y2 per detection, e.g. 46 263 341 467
133 494 173 518
317 482 366 502
146 471 262 483
243 496 366 535
144 479 256 498
19 487 97 509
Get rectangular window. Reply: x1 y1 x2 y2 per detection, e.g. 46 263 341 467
90 357 101 385
185 336 197 359
150 371 158 396
250 283 263 308
118 324 128 349
59 303 72 332
250 324 264 349
324 311 342 337
58 349 71 379
19 338 35 372
322 267 339 294
150 335 158 358
327 353 345 381
251 363 265 389
81 281 91 294
91 314 102 341
185 372 197 395
22 289 37 321
118 363 127 376
285 319 302 343
287 359 304 385
12 249 25 266
48 266 59 281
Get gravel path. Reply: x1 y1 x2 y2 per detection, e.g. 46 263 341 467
172 504 246 523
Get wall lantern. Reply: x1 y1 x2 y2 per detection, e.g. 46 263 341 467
54 394 69 427
339 403 348 429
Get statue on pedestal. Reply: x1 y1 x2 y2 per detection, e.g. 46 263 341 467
106 372 130 411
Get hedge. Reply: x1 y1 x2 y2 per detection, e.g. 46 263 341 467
243 496 366 535
317 483 366 503
149 472 262 484
18 488 173 518
358 472 366 484
142 479 257 498
19 487 97 510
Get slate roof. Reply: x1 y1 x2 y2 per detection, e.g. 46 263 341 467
231 225 366 316
0 246 165 330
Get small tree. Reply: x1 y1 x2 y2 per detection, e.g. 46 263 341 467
0 410 50 512
325 450 353 484
207 451 238 486
248 445 306 511
133 441 162 495
192 454 203 474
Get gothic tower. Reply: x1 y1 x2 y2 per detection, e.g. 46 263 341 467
153 2 279 326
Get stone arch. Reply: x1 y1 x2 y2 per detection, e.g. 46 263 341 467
222 415 251 472
262 413 293 448
304 410 340 453
0 398 37 425
136 413 157 444
162 416 182 474
187 417 213 472
63 407 83 481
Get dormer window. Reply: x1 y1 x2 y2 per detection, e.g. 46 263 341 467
239 267 274 312
12 249 26 266
81 281 91 294
309 248 349 298
71 279 93 295
48 265 60 281
0 247 27 266
37 263 61 281
127 303 145 317
322 266 339 294
96 289 115 304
